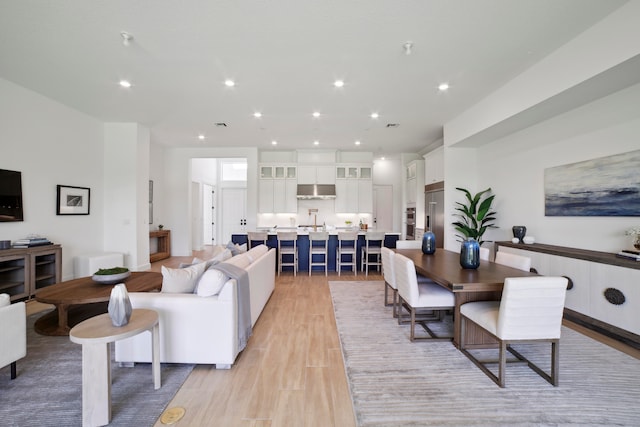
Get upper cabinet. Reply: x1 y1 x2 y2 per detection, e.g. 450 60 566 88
259 164 297 213
335 163 373 213
424 146 444 184
298 165 335 184
406 160 424 205
336 165 371 180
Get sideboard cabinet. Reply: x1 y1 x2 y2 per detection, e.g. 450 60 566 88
496 241 640 348
0 244 62 301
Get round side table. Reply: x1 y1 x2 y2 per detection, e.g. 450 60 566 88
70 308 160 427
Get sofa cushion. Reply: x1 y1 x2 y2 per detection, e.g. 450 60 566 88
246 244 268 263
195 267 230 297
225 252 251 269
161 262 207 293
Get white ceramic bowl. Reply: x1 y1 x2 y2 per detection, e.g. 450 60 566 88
92 271 131 284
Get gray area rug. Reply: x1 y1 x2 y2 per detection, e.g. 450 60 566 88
0 311 193 427
329 281 640 426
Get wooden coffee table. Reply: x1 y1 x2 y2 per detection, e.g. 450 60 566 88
35 271 162 336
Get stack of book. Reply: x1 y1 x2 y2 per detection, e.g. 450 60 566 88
616 249 640 261
12 237 53 248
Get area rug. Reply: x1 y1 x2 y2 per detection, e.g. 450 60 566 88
329 281 640 426
0 311 193 427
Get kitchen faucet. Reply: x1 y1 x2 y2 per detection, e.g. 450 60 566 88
308 208 318 231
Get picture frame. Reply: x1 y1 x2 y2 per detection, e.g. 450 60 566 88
56 185 90 215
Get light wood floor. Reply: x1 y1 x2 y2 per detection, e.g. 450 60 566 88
149 247 368 427
25 246 640 426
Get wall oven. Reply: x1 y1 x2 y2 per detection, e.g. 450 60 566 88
406 207 416 240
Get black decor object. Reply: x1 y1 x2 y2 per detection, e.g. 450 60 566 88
512 226 527 243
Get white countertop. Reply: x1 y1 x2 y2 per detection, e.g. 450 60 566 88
254 227 400 236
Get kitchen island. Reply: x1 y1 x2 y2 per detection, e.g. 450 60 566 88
232 230 400 273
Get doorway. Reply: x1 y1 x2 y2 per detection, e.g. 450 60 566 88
373 185 393 231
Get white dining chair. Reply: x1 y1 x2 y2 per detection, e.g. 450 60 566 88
495 251 531 272
459 276 568 387
395 240 422 249
480 247 490 261
394 253 455 341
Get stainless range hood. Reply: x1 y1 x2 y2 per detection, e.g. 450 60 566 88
296 184 336 199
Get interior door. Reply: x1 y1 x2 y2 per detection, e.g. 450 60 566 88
373 185 393 231
220 187 247 244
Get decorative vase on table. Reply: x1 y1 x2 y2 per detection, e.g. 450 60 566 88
460 238 480 269
512 226 527 243
108 283 132 327
422 231 436 254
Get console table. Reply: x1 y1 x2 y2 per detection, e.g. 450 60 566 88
149 230 171 262
496 241 640 349
0 244 61 302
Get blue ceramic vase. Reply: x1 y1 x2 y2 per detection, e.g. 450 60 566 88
460 238 480 269
422 231 436 254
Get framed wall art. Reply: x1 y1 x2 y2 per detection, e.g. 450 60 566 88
56 185 90 215
544 149 640 217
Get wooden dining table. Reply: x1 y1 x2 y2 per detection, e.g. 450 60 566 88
393 248 537 348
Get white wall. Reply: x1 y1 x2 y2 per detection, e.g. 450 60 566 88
442 2 640 254
162 147 258 256
0 77 105 280
477 84 640 252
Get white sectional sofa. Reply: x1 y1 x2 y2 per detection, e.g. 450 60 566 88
114 245 276 368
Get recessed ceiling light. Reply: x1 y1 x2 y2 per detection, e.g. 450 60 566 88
119 80 132 88
271 140 277 145
121 31 133 47
312 111 321 118
355 140 361 146
198 134 205 140
224 79 235 87
380 156 386 161
253 112 262 118
438 83 449 91
370 113 379 119
334 80 345 88
313 140 319 146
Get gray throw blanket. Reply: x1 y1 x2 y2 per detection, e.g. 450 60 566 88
210 262 252 352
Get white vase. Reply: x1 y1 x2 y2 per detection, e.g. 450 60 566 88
108 283 132 327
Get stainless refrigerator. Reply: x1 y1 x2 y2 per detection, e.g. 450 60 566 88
425 188 444 248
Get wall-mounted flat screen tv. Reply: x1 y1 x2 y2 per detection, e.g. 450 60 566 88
0 169 24 222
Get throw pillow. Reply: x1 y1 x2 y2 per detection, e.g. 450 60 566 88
195 268 229 297
0 293 10 308
161 262 207 293
246 244 268 263
226 241 248 256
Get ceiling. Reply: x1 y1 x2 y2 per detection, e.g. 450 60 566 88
0 0 627 157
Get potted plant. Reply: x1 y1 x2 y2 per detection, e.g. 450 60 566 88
452 187 497 246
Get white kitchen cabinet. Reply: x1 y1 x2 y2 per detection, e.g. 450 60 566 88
298 165 335 184
424 146 444 184
335 180 358 213
259 164 297 213
358 179 373 212
258 179 275 213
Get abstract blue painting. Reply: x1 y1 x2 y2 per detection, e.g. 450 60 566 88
545 149 640 216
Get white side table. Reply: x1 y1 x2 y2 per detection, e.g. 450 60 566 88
70 309 160 427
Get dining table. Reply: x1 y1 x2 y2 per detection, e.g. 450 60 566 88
393 248 537 348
